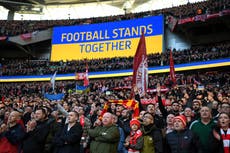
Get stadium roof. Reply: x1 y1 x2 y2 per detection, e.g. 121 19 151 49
0 0 206 14
0 0 205 20
0 0 129 6
0 0 151 14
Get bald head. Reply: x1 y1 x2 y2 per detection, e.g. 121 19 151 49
102 112 114 127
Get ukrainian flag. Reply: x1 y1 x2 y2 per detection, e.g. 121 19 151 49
76 85 90 94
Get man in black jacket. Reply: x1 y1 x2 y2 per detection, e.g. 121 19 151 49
23 108 50 153
53 111 83 153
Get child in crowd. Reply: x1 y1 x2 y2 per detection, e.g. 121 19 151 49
124 119 143 153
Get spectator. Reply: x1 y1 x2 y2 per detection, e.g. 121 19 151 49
213 103 230 121
88 112 120 153
53 111 83 153
146 102 166 129
22 106 33 126
211 112 230 153
139 110 146 123
0 111 25 153
165 115 199 153
164 113 175 135
189 106 216 153
124 119 143 153
44 110 63 153
192 99 202 119
141 112 163 153
183 107 195 128
77 106 91 153
118 109 131 137
112 114 127 153
220 103 230 114
170 101 181 116
22 108 50 153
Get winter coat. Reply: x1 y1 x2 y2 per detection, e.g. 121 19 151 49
53 122 83 153
189 119 216 153
141 124 163 153
0 123 25 153
88 125 120 153
22 120 50 153
165 129 200 153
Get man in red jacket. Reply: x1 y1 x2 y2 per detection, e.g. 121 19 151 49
0 111 25 153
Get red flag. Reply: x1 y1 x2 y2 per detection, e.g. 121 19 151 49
83 62 89 86
170 49 176 85
132 32 148 97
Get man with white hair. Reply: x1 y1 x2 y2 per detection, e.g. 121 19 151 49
88 112 120 153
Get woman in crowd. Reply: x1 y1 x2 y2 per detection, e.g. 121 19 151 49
211 112 230 153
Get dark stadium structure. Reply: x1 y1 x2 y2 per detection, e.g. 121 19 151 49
0 0 149 14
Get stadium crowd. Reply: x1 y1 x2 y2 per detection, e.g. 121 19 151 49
0 0 230 153
0 0 229 36
0 68 229 153
1 41 230 76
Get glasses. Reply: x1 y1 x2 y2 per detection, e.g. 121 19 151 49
143 116 153 120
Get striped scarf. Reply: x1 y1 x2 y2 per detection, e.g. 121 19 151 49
99 100 140 120
128 129 142 153
220 128 230 153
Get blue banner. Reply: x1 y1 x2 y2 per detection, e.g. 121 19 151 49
44 93 65 100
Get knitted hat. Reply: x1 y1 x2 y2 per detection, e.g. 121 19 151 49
173 115 187 127
130 119 141 128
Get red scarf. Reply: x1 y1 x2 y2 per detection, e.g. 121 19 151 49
220 128 230 153
128 129 142 152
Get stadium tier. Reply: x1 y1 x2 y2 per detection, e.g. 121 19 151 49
0 58 229 82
